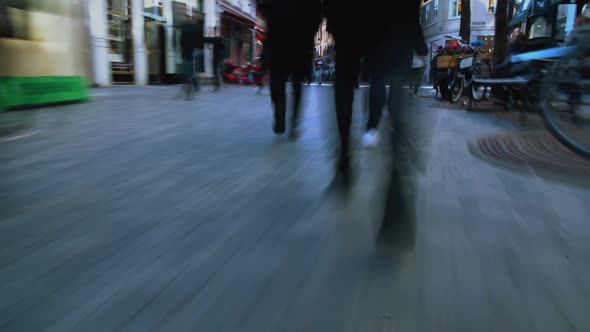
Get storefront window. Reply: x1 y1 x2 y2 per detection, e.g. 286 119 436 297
488 0 496 13
529 17 551 39
0 2 29 39
449 0 461 18
434 0 439 18
554 3 576 41
144 0 162 17
420 0 438 26
108 0 134 76
477 35 494 47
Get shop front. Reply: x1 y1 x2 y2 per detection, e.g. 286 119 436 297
166 0 205 83
107 0 135 84
143 0 166 84
508 0 584 42
220 8 256 66
0 0 91 109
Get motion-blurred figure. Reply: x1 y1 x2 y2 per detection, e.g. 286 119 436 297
431 46 444 99
257 0 322 138
204 27 226 92
323 0 427 185
314 58 325 85
409 52 427 98
180 15 203 100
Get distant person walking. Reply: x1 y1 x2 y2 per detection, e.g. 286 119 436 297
180 15 204 100
257 0 322 139
314 58 325 85
204 27 226 92
409 52 427 98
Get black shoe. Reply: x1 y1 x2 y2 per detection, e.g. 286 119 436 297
326 157 352 192
273 117 285 135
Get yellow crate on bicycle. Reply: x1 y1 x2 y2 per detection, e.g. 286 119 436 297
437 54 472 69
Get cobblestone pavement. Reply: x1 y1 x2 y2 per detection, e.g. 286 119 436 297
0 85 589 332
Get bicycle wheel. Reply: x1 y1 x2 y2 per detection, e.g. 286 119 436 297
449 78 463 103
541 53 590 158
471 82 489 101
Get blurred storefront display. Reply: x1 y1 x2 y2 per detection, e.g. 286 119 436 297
0 0 91 110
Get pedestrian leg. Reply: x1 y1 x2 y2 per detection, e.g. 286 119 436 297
333 48 361 183
290 72 304 139
270 71 288 135
183 55 194 100
214 60 222 91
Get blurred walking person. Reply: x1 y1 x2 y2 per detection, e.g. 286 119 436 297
257 0 322 139
409 52 427 98
323 0 426 186
204 27 226 92
363 3 427 149
314 58 325 85
179 15 203 100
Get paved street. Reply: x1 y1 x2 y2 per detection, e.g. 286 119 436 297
1 85 589 332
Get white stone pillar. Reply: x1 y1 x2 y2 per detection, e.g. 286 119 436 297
162 0 177 75
132 0 148 85
88 0 111 86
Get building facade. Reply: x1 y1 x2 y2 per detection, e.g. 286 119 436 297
420 0 498 81
88 0 257 86
314 19 334 60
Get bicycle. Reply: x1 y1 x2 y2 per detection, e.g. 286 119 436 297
449 49 493 104
540 44 590 158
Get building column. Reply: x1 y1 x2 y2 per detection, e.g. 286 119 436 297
132 0 148 85
203 0 217 77
88 0 111 86
162 0 177 75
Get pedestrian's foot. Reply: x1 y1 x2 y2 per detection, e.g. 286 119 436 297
332 157 353 189
362 129 379 148
272 118 285 135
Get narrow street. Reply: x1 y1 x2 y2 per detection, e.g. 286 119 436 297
1 85 589 332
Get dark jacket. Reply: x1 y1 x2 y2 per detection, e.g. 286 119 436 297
323 0 426 75
257 0 322 74
204 36 226 63
180 20 204 58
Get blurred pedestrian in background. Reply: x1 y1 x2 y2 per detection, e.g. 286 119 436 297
204 26 226 92
314 58 325 85
430 46 443 98
409 52 427 98
179 15 203 100
257 0 322 139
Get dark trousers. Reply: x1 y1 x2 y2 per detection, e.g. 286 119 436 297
409 67 425 96
367 72 403 131
334 46 362 160
270 71 303 130
213 59 222 89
